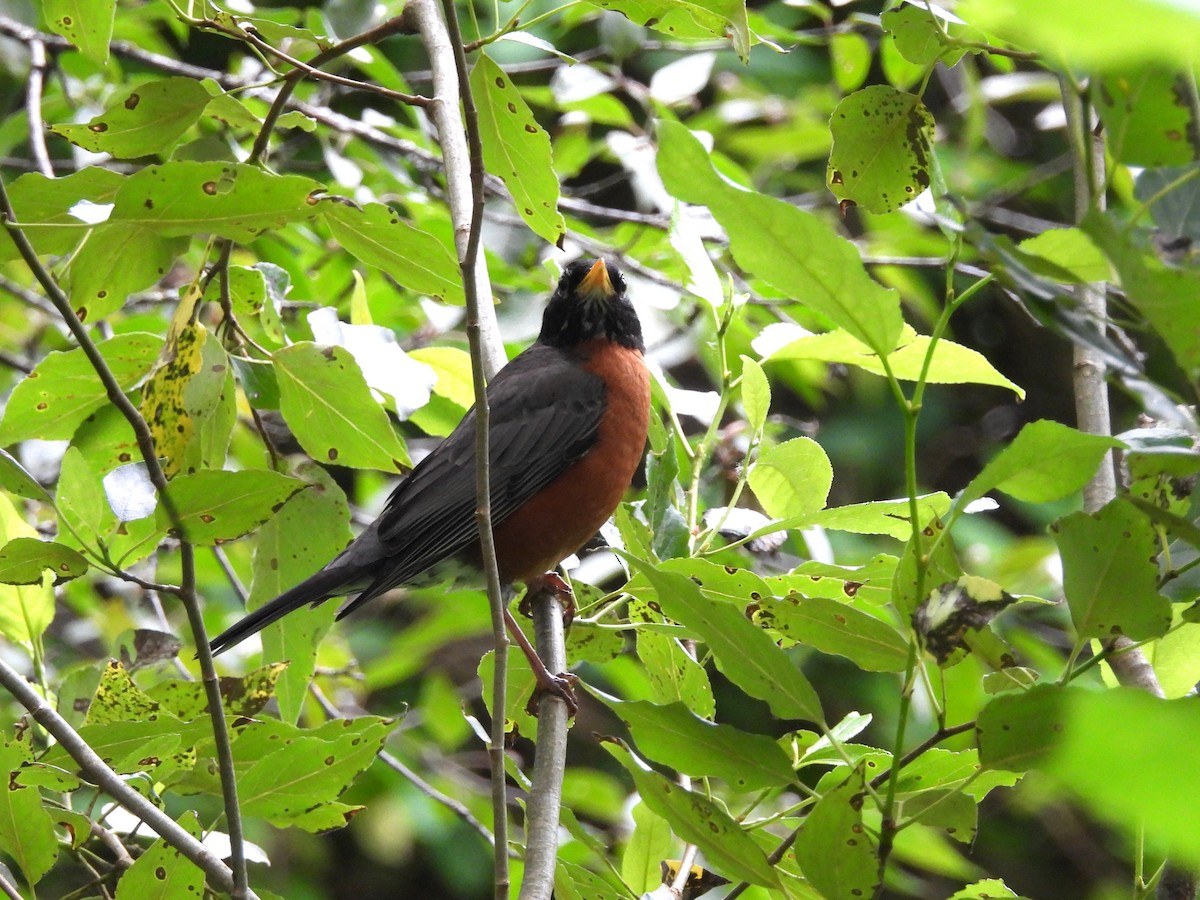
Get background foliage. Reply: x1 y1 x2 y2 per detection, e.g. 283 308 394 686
0 0 1199 898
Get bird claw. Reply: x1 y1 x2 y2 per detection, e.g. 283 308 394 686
519 572 575 626
526 670 579 718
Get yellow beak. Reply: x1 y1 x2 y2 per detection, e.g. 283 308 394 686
576 258 615 298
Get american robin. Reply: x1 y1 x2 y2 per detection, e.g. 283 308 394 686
209 259 650 711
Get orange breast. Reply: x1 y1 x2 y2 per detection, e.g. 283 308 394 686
491 340 650 583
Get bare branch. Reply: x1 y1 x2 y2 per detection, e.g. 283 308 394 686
0 656 253 897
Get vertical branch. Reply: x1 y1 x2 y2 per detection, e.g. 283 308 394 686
0 178 251 899
26 40 54 178
409 1 511 896
1059 71 1193 900
407 0 505 379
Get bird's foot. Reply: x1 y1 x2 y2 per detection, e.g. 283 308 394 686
526 670 579 717
519 572 575 626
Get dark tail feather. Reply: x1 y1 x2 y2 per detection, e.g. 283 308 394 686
208 566 359 656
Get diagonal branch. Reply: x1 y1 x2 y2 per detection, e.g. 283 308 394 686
0 176 252 899
0 656 254 898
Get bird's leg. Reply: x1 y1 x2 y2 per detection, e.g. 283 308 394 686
518 571 575 626
502 603 578 718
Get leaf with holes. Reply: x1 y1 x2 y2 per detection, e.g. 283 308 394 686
658 120 903 355
0 333 161 443
828 85 935 214
794 766 879 898
471 54 565 247
51 77 212 158
1052 499 1172 641
0 538 88 586
0 168 124 261
44 0 115 62
108 161 321 241
158 469 306 545
113 811 203 900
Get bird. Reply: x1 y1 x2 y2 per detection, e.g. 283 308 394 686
209 258 650 712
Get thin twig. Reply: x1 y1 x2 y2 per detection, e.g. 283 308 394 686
0 656 251 897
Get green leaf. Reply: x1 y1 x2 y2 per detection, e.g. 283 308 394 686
959 0 1200 70
830 31 871 92
114 810 203 900
0 494 55 647
471 54 565 246
50 78 212 158
108 162 322 241
891 514 961 617
0 739 58 885
976 683 1070 772
43 0 115 62
748 437 832 519
959 420 1123 508
159 469 307 545
754 594 911 672
0 450 50 502
596 693 796 790
1085 209 1200 376
793 766 879 899
949 880 1027 900
236 716 391 829
828 86 934 214
631 598 715 719
1051 499 1172 641
1042 688 1200 868
585 0 749 62
274 342 409 471
605 742 781 887
765 326 1025 397
1099 68 1195 165
1017 228 1112 283
321 201 464 304
632 560 824 723
882 5 962 66
69 224 189 322
39 716 209 778
1136 167 1200 243
0 538 89 585
621 801 673 894
0 333 161 443
249 463 352 723
657 119 904 355
0 168 124 261
739 355 770 432
807 493 952 541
